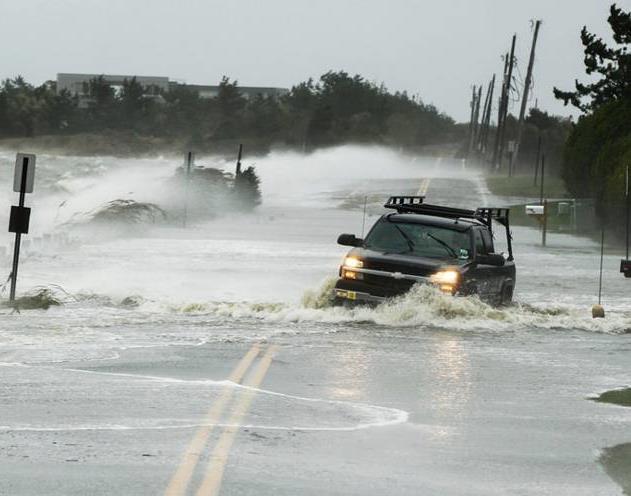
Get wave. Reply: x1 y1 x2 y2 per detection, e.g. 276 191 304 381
168 283 631 335
0 362 407 433
7 279 630 335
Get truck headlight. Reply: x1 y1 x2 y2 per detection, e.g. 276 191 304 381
430 269 460 293
344 257 363 269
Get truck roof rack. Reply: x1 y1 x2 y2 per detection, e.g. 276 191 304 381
384 196 514 261
385 196 479 220
475 208 510 227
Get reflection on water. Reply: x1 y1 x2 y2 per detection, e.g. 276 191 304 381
425 335 471 436
325 346 371 401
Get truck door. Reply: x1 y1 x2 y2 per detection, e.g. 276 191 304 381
469 227 501 298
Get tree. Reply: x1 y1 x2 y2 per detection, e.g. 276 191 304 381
87 76 117 129
554 4 631 112
213 77 246 139
244 94 283 140
31 81 78 133
163 84 202 138
120 77 145 128
2 77 39 136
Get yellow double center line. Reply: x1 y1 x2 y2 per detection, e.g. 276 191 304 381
165 344 278 496
417 178 431 196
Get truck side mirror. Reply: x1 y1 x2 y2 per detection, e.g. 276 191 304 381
476 253 505 266
337 233 363 247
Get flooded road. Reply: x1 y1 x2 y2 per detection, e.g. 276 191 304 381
0 147 630 495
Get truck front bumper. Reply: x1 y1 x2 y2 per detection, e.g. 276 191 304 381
333 266 430 304
332 287 387 304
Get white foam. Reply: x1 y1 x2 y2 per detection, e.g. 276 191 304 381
169 284 631 335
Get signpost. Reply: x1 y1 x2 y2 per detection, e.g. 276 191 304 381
236 144 243 176
507 140 516 177
182 151 193 228
621 165 631 277
8 153 36 301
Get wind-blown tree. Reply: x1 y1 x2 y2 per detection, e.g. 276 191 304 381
554 4 631 112
555 3 631 230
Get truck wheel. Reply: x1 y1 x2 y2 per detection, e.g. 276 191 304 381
500 284 513 306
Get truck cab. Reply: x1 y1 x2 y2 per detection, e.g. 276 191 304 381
333 196 516 306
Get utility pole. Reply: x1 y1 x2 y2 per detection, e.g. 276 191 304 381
514 20 543 173
492 49 511 169
478 79 491 152
467 86 477 157
480 75 495 156
497 34 517 172
471 85 483 153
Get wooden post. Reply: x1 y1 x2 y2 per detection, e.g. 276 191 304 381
598 229 604 304
539 153 545 205
236 143 243 176
626 165 629 261
534 134 542 186
542 199 548 247
182 151 192 228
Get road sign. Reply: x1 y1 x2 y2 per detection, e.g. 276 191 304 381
9 206 31 234
13 153 36 193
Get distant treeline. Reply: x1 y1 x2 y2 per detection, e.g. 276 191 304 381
0 71 460 151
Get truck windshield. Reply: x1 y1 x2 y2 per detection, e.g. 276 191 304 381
364 220 471 260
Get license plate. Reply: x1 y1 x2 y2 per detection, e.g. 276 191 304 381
338 290 357 300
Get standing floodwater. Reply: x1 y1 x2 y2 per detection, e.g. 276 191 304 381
1 147 630 495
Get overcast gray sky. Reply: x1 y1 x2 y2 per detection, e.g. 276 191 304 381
0 0 623 121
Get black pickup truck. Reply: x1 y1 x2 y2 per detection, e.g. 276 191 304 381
333 196 516 306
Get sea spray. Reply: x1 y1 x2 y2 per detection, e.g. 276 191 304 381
301 277 338 309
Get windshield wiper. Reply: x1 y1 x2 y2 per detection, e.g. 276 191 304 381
391 223 415 252
426 232 458 258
